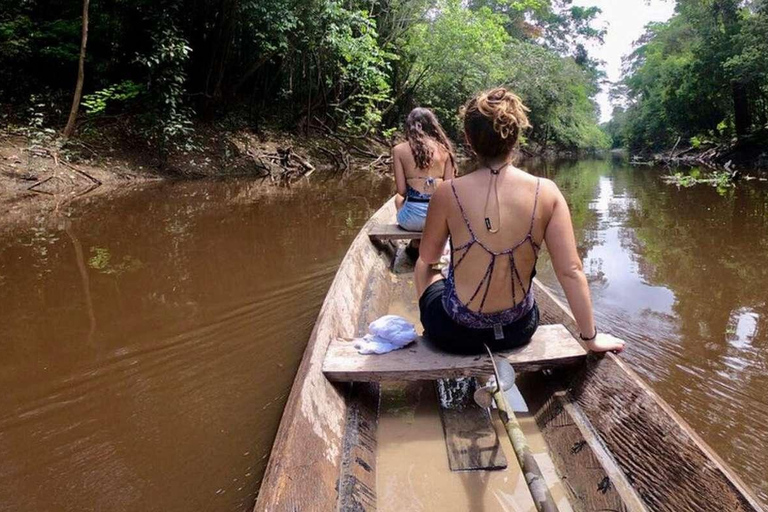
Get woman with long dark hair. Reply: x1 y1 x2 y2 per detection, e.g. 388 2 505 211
393 108 456 238
415 88 624 355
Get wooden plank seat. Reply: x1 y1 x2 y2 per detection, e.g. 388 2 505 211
323 324 586 382
368 223 422 241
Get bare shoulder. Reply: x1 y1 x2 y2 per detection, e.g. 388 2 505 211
509 168 547 191
393 141 410 155
534 177 563 201
433 142 449 158
534 176 557 191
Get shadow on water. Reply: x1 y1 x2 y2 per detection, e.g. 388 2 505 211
2 159 768 509
531 157 768 506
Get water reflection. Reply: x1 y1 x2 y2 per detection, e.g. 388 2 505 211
0 175 392 512
531 158 768 505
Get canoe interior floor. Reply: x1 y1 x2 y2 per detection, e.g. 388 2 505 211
376 271 574 512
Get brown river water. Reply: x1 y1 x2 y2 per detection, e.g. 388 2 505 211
1 158 767 510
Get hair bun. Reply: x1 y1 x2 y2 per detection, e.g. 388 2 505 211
474 88 531 140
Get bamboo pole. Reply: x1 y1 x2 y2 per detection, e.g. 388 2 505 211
485 345 559 512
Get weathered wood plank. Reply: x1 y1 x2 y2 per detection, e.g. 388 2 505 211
570 355 764 512
323 324 586 382
338 383 380 512
536 392 646 512
533 279 764 511
368 223 422 241
436 378 508 471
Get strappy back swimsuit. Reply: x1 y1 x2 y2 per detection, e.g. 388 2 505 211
442 179 542 329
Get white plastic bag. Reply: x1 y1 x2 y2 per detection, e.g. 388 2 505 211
354 315 417 355
367 315 417 347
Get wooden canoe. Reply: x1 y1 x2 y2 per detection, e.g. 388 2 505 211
253 198 764 512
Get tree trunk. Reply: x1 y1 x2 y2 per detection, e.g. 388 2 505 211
732 80 750 140
211 0 238 102
63 0 90 139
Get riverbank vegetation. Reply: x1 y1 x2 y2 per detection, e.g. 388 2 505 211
1 0 610 176
605 0 768 169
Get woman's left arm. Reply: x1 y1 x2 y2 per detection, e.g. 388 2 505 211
393 147 407 197
415 183 451 296
419 182 451 264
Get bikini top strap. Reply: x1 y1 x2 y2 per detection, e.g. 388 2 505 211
450 181 476 238
529 178 541 235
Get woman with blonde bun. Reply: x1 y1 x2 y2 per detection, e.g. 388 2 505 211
416 87 625 355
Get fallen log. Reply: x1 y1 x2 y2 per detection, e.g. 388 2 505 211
290 149 315 173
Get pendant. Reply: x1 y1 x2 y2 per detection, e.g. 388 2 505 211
484 217 498 233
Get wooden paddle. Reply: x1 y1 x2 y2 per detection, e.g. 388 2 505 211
484 345 560 512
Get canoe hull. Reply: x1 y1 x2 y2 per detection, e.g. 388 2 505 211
533 282 764 511
254 198 764 512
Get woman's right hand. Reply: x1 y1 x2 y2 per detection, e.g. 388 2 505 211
584 333 625 353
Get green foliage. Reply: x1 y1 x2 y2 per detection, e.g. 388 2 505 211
238 0 393 133
239 0 298 56
504 40 608 150
138 7 194 155
665 168 735 193
407 0 607 150
321 2 393 131
82 81 143 114
467 0 604 54
724 2 768 85
671 172 699 188
0 0 608 153
12 94 59 146
0 14 33 62
0 3 81 98
601 106 628 149
408 0 510 131
616 0 768 152
690 135 701 149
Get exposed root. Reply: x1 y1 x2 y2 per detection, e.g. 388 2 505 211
246 146 318 184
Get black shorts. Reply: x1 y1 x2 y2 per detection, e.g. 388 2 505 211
418 280 539 355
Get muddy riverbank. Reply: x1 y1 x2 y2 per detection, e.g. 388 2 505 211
0 125 393 232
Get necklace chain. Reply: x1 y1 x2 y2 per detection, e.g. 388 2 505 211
483 162 509 233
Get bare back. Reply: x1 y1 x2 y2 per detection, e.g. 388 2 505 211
393 140 453 197
445 168 550 315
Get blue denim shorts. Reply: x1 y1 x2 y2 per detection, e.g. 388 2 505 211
397 199 429 231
